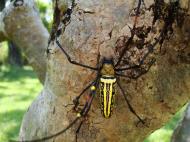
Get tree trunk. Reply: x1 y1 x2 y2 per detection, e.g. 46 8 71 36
8 41 23 66
0 0 190 142
0 0 49 83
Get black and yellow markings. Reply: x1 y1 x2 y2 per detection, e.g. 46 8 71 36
99 75 116 118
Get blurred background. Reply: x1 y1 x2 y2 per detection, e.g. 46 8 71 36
0 0 186 142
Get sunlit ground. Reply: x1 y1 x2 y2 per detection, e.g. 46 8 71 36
0 65 186 142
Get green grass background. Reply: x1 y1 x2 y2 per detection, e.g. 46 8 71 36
0 65 42 141
0 64 186 142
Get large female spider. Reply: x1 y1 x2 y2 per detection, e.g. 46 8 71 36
11 0 163 142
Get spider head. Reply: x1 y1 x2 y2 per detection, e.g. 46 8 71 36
102 57 114 65
100 57 115 76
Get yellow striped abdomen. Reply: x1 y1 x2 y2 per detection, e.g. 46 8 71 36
99 75 116 118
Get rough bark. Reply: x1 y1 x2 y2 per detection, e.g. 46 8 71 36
18 0 190 142
0 0 49 83
171 103 190 142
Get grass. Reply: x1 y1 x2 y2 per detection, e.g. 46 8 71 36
0 65 186 142
0 65 42 142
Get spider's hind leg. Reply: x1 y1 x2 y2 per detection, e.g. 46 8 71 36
72 74 100 111
73 67 100 111
117 79 145 125
72 81 95 111
74 83 97 142
75 119 85 142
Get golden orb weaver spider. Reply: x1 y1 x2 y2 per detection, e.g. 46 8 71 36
10 0 188 141
11 0 183 141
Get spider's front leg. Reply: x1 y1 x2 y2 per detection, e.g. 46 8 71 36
116 79 145 125
55 38 98 70
116 58 156 79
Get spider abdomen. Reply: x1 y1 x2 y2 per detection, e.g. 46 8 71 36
99 75 116 118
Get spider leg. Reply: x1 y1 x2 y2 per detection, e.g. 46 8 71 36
9 117 80 142
116 25 164 72
73 66 100 110
116 79 145 124
114 36 134 68
133 0 142 26
76 120 84 142
115 0 143 67
55 38 98 71
115 50 154 71
116 58 155 79
75 81 98 142
54 1 98 70
9 90 96 142
73 80 97 111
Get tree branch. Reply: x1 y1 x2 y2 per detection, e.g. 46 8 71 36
0 0 49 83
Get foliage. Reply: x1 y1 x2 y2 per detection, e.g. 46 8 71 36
35 0 53 32
0 66 42 142
144 105 186 142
